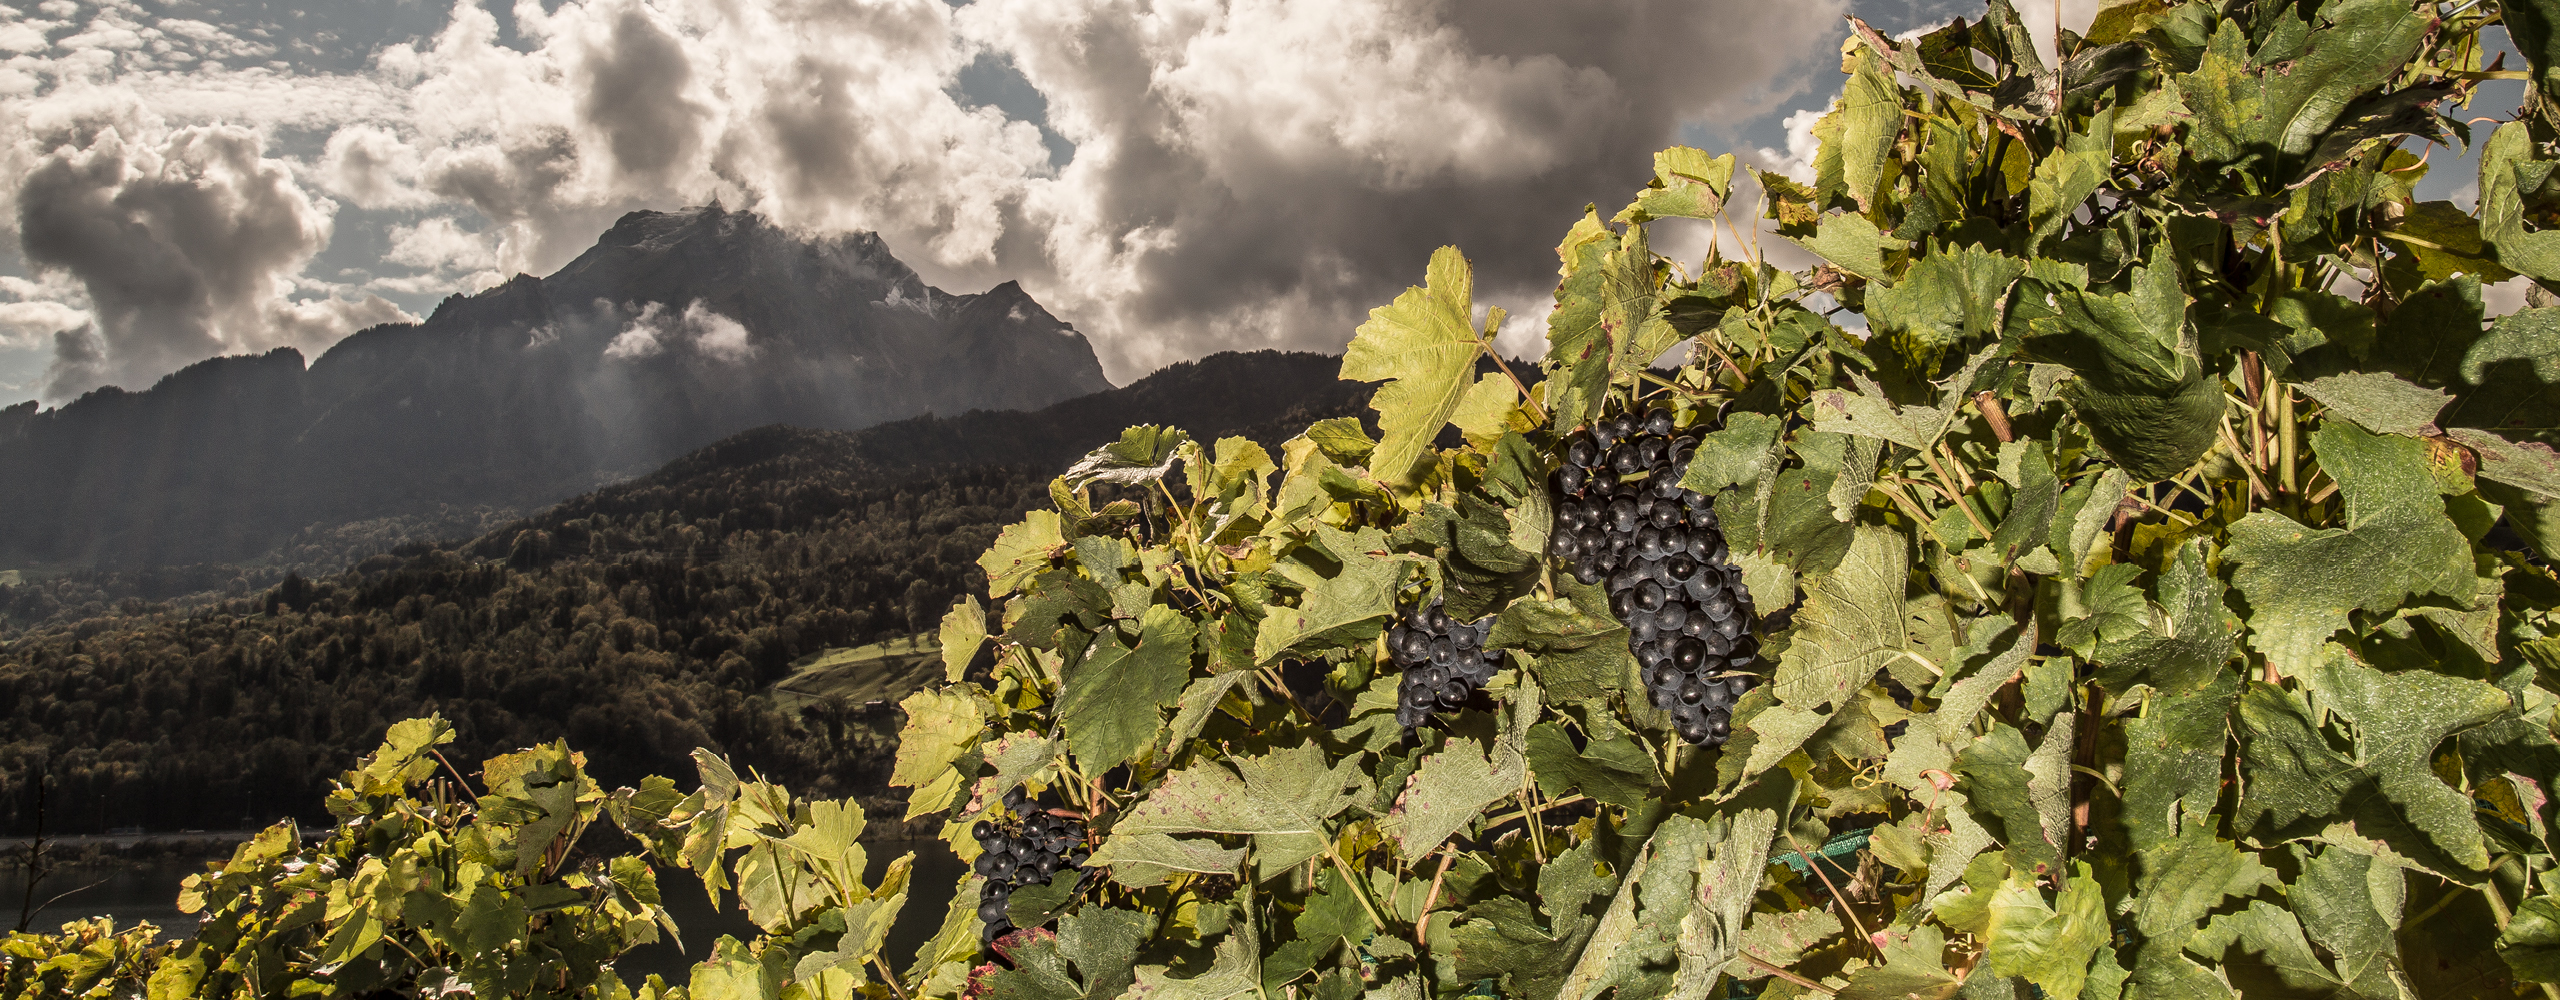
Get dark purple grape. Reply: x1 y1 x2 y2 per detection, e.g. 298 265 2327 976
1644 407 1676 437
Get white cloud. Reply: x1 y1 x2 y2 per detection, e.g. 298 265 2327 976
384 216 497 273
598 297 754 361
683 299 753 362
602 300 666 359
319 123 427 209
11 111 419 398
2 0 1859 397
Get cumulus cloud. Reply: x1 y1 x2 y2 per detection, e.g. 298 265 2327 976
318 123 426 209
602 301 665 359
11 103 413 399
684 300 754 362
3 0 1864 398
384 216 498 275
601 298 754 362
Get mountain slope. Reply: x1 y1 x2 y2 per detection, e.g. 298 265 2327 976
0 206 1112 567
0 349 1375 835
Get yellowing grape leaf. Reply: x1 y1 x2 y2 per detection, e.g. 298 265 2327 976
1342 246 1488 484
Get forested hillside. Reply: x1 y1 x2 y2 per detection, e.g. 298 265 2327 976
0 350 1383 835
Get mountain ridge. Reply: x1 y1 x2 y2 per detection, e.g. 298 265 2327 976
0 206 1114 567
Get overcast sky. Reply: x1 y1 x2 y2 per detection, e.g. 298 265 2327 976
0 0 2511 406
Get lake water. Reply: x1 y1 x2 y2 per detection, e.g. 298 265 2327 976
2 839 965 983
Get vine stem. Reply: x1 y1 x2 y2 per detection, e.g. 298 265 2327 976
1323 841 1390 933
2217 414 2273 504
1521 769 1549 863
1937 442 1980 493
871 957 911 1000
1257 665 1319 725
1484 345 1547 426
1783 827 1878 959
2276 380 2301 504
1922 448 1996 543
1414 848 1459 947
1740 948 1837 995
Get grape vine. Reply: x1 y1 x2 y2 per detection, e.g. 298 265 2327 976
18 0 2560 995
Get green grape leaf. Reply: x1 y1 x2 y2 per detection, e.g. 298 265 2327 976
1837 923 1961 1000
1958 722 2060 875
2451 428 2560 506
2022 242 2217 482
1526 714 1659 812
2298 372 2452 437
353 716 454 795
1773 526 1916 714
2388 201 2518 284
1679 411 1786 496
2234 649 2509 874
1089 833 1245 888
2478 122 2560 282
1721 430 1859 578
978 732 1058 811
1783 212 1909 285
1115 742 1368 875
1003 878 1078 932
1491 578 1632 701
2180 0 2428 172
2505 0 2560 113
1838 46 1903 211
1447 372 1520 450
793 891 906 984
1989 440 2060 560
1062 907 1156 1000
1867 247 2029 374
2192 899 2351 996
1673 807 1781 994
1556 818 1677 1000
2226 422 2476 668
1300 417 1377 468
1384 689 1535 858
2057 562 2149 655
1058 604 1196 770
1981 864 2109 1000
1265 869 1368 994
1064 425 1192 487
2027 113 2114 254
1731 910 1843 981
2130 824 2278 951
1126 925 1261 1000
1341 246 1488 484
2445 306 2560 445
2294 842 2409 997
2499 896 2560 983
1546 211 1618 429
1808 370 1954 452
1627 146 1737 221
1254 523 1413 666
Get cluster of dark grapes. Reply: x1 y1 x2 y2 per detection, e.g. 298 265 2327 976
973 786 1087 946
1549 404 1762 746
1390 597 1504 729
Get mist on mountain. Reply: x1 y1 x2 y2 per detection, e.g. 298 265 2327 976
0 204 1113 568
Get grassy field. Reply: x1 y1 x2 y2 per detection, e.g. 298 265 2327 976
769 633 945 715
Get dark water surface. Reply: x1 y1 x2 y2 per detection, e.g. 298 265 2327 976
2 839 964 982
